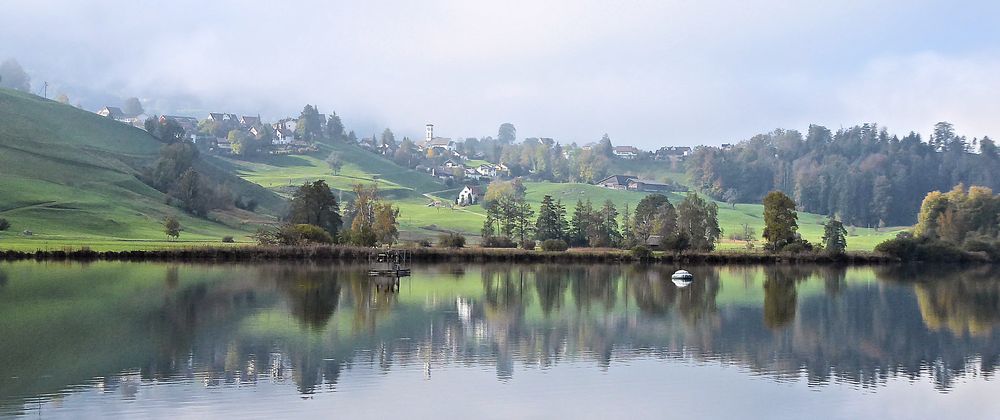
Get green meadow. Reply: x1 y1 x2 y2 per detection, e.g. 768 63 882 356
0 86 902 251
226 144 902 249
0 88 273 251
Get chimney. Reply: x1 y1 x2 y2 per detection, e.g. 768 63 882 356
425 124 434 142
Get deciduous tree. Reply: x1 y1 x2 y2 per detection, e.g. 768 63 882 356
288 180 342 237
763 191 798 251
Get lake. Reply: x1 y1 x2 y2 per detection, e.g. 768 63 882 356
1 262 999 419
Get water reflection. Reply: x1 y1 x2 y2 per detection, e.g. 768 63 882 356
2 262 1000 416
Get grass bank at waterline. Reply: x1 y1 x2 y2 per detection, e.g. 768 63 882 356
0 245 898 264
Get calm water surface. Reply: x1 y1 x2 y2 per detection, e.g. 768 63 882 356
2 262 1000 419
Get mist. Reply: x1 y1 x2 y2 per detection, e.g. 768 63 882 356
3 0 1000 146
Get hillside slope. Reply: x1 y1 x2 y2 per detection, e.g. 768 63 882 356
0 88 281 248
229 142 902 249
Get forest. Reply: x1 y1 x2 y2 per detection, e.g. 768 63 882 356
687 122 1000 227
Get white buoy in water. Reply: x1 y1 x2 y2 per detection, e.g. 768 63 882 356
671 270 693 280
671 270 693 288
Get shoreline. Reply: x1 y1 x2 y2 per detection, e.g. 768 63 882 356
0 245 904 264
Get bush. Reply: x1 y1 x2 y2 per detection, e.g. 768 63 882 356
631 245 653 261
875 236 968 262
963 237 1000 259
481 236 517 248
222 236 235 243
521 239 536 250
541 239 569 252
250 224 333 246
292 224 334 244
874 236 919 259
0 218 9 231
438 232 466 248
417 239 433 247
781 239 814 254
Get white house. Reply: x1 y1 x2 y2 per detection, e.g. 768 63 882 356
464 168 483 180
97 106 131 123
613 145 639 159
476 164 498 177
456 185 483 206
442 158 463 169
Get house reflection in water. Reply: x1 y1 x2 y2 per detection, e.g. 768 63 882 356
3 262 1000 416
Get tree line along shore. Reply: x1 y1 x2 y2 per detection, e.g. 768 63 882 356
0 245 897 264
5 177 999 263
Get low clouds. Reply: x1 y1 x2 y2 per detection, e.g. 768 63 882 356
837 52 1000 140
2 0 999 146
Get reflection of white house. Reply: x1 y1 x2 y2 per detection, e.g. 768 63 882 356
456 185 483 206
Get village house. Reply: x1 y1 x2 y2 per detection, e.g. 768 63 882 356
207 113 240 123
645 235 663 249
191 133 218 149
272 125 294 145
477 164 499 177
596 174 637 190
159 115 199 136
456 185 483 206
239 115 261 127
654 146 692 161
377 142 397 156
626 178 673 193
613 145 639 159
464 167 484 180
97 106 131 123
442 158 463 169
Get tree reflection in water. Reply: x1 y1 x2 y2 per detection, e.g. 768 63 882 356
5 262 1000 415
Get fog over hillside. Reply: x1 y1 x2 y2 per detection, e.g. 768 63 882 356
3 0 1000 146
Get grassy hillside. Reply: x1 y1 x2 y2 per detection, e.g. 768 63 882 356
219 141 486 241
229 142 901 249
0 88 280 250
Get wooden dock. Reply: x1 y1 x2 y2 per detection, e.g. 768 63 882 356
368 250 412 278
368 268 411 277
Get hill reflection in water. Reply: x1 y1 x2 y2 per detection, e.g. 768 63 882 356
1 262 1000 417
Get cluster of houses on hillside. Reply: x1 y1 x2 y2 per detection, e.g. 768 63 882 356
95 105 319 155
413 125 512 190
578 143 693 162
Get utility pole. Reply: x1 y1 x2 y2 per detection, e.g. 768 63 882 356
42 81 48 99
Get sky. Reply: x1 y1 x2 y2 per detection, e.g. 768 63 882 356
3 0 1000 147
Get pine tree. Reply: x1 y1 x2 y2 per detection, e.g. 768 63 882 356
569 199 593 247
514 199 535 244
821 217 848 255
535 195 564 241
598 200 621 247
556 199 569 240
621 202 634 247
